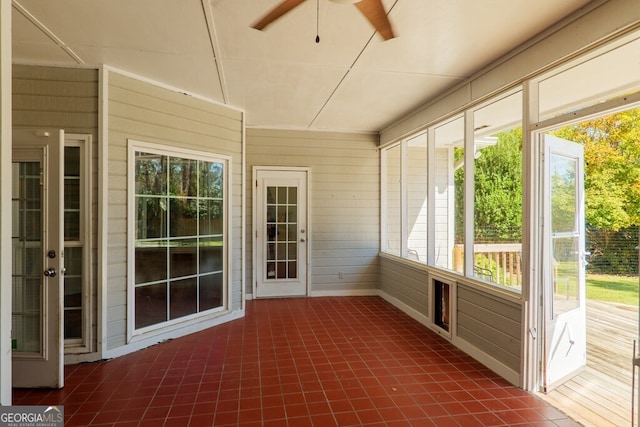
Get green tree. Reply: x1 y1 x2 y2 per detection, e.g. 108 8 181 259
553 107 640 230
455 128 523 242
554 108 640 275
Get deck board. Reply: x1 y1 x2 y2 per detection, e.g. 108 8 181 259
539 300 639 427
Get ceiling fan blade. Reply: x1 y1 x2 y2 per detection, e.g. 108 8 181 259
354 0 395 40
252 0 308 31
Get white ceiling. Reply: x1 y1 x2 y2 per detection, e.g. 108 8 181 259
11 0 594 133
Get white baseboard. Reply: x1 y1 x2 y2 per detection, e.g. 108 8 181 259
378 290 430 328
378 290 520 387
245 289 520 386
452 335 521 387
246 290 379 299
310 289 380 297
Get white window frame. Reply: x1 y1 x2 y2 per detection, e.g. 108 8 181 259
126 139 231 341
381 96 527 295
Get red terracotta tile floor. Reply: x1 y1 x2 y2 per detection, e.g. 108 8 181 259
13 296 580 426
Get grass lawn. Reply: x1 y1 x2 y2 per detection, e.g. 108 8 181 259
587 274 639 306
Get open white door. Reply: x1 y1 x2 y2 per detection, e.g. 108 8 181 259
542 134 587 392
12 129 64 388
254 168 308 298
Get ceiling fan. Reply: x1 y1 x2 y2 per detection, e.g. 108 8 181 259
252 0 395 40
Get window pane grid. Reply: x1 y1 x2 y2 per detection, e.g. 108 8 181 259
12 162 42 353
266 186 298 280
63 145 86 341
134 150 225 330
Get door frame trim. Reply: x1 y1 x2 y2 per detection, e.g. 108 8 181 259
252 166 310 299
63 133 95 359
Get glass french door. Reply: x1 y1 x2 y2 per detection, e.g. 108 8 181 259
542 134 587 391
255 169 308 298
12 129 64 388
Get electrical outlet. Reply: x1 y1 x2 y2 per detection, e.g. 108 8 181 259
338 272 344 279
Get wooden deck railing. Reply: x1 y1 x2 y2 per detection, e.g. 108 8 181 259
454 243 522 288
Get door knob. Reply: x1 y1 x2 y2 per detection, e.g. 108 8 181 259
44 268 57 278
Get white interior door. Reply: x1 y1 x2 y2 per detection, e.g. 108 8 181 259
542 134 587 392
12 129 64 388
255 169 308 298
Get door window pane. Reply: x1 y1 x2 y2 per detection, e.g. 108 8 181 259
552 236 580 316
64 147 81 241
550 153 580 316
265 185 298 280
63 247 83 339
63 145 86 341
12 162 43 353
551 156 578 233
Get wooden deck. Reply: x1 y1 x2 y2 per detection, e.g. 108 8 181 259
539 300 639 427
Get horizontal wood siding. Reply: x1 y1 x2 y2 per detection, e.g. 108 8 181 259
434 147 452 269
107 71 243 350
406 139 428 261
13 65 99 131
246 129 379 294
13 65 100 353
379 256 428 316
457 284 522 371
380 254 522 376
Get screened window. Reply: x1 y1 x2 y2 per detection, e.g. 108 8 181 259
406 134 428 262
472 91 523 290
384 144 401 256
381 91 524 293
381 133 428 261
132 145 227 330
435 117 464 273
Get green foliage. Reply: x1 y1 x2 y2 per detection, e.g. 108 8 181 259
455 128 523 242
453 108 640 276
553 108 640 230
474 129 523 241
587 226 639 275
